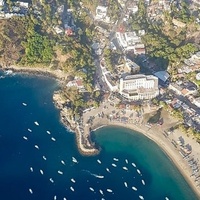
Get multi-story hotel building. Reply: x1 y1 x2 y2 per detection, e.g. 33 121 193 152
119 74 159 100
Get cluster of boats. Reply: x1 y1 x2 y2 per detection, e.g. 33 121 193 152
22 116 164 200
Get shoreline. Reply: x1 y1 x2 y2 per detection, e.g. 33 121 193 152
89 120 200 199
1 65 200 198
0 65 68 85
82 102 200 199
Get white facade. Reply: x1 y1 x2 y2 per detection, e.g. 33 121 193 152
95 6 107 20
116 32 141 51
119 74 159 100
0 0 4 7
103 72 118 92
193 97 200 108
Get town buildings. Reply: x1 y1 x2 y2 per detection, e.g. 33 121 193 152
115 31 145 54
119 74 159 100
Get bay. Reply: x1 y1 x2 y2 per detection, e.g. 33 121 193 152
0 71 198 200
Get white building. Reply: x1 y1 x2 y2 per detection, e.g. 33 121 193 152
193 97 200 108
95 6 107 20
0 0 4 6
16 1 29 9
116 32 141 50
119 74 159 100
103 72 118 92
125 58 140 73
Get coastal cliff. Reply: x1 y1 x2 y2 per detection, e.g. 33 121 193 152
53 91 99 156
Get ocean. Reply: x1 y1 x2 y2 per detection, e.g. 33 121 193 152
0 71 198 200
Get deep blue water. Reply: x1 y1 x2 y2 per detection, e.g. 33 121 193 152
0 71 198 200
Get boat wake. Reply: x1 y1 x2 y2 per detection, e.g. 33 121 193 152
82 170 104 179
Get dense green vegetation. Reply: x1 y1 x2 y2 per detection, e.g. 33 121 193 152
0 0 101 114
129 0 198 71
103 49 121 72
22 32 54 64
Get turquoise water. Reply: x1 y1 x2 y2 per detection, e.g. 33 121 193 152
0 71 198 200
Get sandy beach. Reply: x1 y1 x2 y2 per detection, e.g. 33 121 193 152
1 65 200 198
82 101 200 198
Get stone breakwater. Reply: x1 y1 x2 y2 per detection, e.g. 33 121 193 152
53 92 99 156
0 65 99 156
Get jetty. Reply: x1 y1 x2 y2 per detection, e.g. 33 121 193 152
53 92 99 156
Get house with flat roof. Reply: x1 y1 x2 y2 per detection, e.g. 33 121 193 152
95 6 107 20
116 32 141 51
125 58 140 74
119 74 159 100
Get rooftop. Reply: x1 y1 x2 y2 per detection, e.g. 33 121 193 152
154 71 170 82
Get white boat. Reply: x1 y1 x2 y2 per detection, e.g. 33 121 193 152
99 189 104 195
61 160 65 165
107 189 113 193
142 179 145 185
139 195 144 200
106 168 111 173
46 130 51 134
34 145 39 149
54 195 57 200
112 163 117 167
72 157 78 163
70 187 74 192
113 158 119 161
124 182 128 188
28 129 32 132
43 156 47 160
71 178 75 183
137 169 141 175
58 170 63 175
23 136 28 140
125 159 128 164
123 167 128 171
30 167 33 172
40 169 44 175
22 103 27 106
50 178 54 183
34 121 39 126
97 159 101 164
51 137 56 141
132 186 137 191
165 197 169 200
29 188 33 194
89 187 94 192
63 198 67 200
132 163 136 167
94 174 104 179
